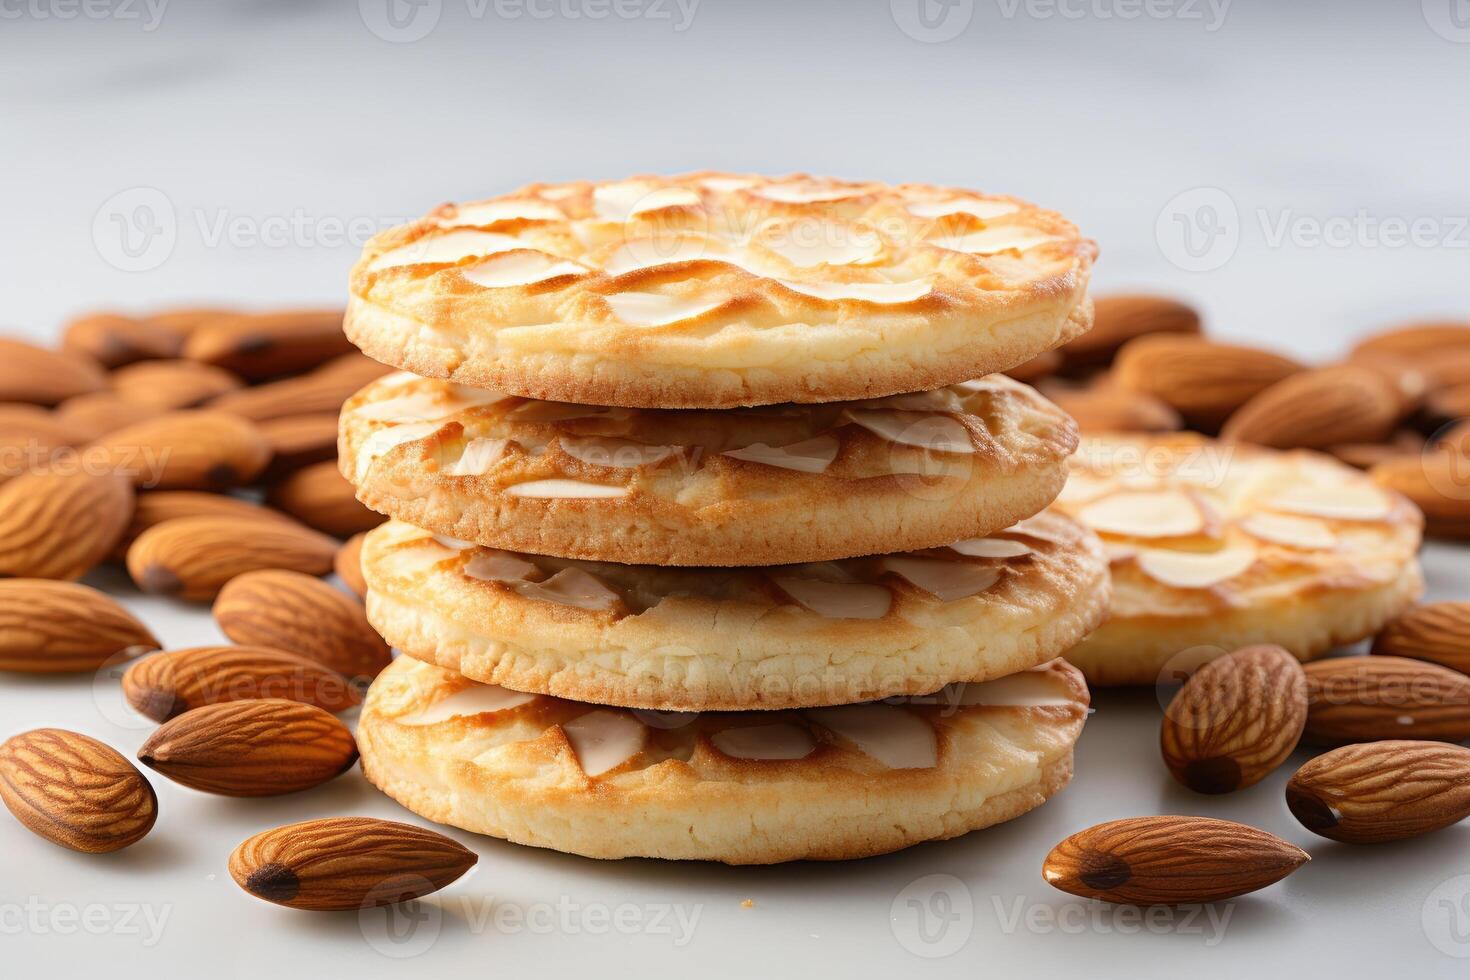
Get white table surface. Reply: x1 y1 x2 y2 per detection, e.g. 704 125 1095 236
3 2 1470 977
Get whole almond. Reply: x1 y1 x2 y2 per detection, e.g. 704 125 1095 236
55 391 164 438
115 490 298 558
1060 294 1201 372
137 699 357 796
1043 816 1308 905
1046 382 1182 434
89 410 272 490
1286 740 1470 843
127 515 337 601
0 581 158 673
1221 364 1402 450
146 306 239 341
0 468 133 580
213 569 391 681
1371 453 1470 540
0 729 157 852
123 645 360 722
259 413 340 477
1160 644 1307 793
61 312 181 368
109 359 243 410
184 309 351 381
1351 321 1470 361
1374 602 1470 675
1304 656 1470 744
267 461 385 538
1425 383 1470 426
208 352 392 422
1330 430 1425 471
335 533 368 599
1113 335 1303 431
1005 349 1061 384
229 817 477 911
0 408 90 485
0 338 107 405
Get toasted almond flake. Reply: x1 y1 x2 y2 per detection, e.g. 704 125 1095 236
1078 490 1205 538
431 534 476 551
381 540 457 577
754 183 864 204
1003 515 1074 545
462 251 588 288
515 568 622 611
448 437 510 476
930 226 1057 255
721 435 840 473
776 278 932 304
948 537 1034 559
1268 485 1393 521
592 183 701 221
605 291 724 327
805 704 936 769
948 668 1076 707
560 435 678 469
700 176 758 192
602 237 727 276
504 479 628 499
845 409 974 453
368 230 525 271
882 557 1002 602
438 199 564 226
463 550 538 582
562 710 645 777
769 575 892 620
710 723 816 761
1240 513 1337 550
1136 546 1258 589
758 222 880 267
869 388 967 412
397 684 536 726
355 422 440 480
907 198 1021 221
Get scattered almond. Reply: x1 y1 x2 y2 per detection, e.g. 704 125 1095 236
259 413 341 477
1303 656 1470 744
1373 602 1470 675
114 490 297 559
1043 816 1308 905
145 306 238 341
1045 382 1182 434
123 645 360 722
1113 335 1303 431
0 338 108 405
1351 321 1470 361
137 699 357 796
183 309 351 381
1060 294 1201 373
0 468 133 580
335 533 368 599
213 569 391 681
0 729 157 852
1424 382 1470 426
89 410 272 490
208 352 392 422
1160 645 1307 793
229 816 477 911
267 460 384 537
0 581 158 673
109 359 243 410
61 312 181 368
1005 349 1061 384
54 391 164 438
1371 453 1470 539
1330 430 1425 471
1221 364 1401 450
1286 740 1470 843
127 515 337 601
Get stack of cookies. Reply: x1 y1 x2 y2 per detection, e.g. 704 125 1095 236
338 173 1110 863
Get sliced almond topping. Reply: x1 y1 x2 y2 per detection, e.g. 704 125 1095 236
1240 513 1337 550
710 723 816 761
462 250 588 288
448 437 510 476
757 222 880 267
776 279 932 304
602 237 728 276
805 704 936 769
1078 490 1205 538
1136 546 1258 589
396 683 536 726
355 422 440 480
949 668 1076 707
769 575 892 620
515 568 622 611
948 537 1034 559
562 710 645 777
463 551 538 582
368 230 524 271
505 479 628 499
605 292 723 327
721 435 840 473
592 183 701 221
930 226 1056 255
438 199 564 226
560 435 678 469
907 198 1021 221
381 540 457 577
508 401 634 424
754 183 864 204
869 388 967 412
882 557 1002 602
845 409 975 453
1267 485 1393 521
431 534 476 550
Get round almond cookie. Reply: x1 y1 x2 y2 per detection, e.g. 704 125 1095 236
345 172 1096 408
1052 434 1425 686
358 511 1108 711
339 372 1079 565
356 656 1090 863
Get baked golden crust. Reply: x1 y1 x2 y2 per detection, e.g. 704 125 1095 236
360 511 1109 710
339 373 1078 565
356 656 1089 863
345 173 1096 408
1053 434 1425 685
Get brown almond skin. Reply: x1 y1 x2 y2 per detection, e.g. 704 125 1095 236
1286 740 1470 843
259 413 340 477
208 352 393 422
61 313 182 368
1371 453 1470 540
1113 336 1303 431
213 569 391 681
1045 382 1182 434
1304 656 1470 744
122 645 361 722
1043 816 1308 905
88 409 272 490
0 338 108 405
0 581 159 673
229 817 477 911
267 461 386 538
1329 430 1425 471
127 515 337 601
1160 645 1307 794
183 310 351 381
335 533 368 599
55 392 165 439
114 490 298 559
146 307 239 341
0 404 95 449
1351 321 1470 360
137 699 357 796
0 468 134 580
109 360 243 410
0 729 157 852
1374 602 1470 675
1059 294 1202 373
1221 364 1402 450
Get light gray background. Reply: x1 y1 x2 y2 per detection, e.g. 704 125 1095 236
3 1 1470 976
